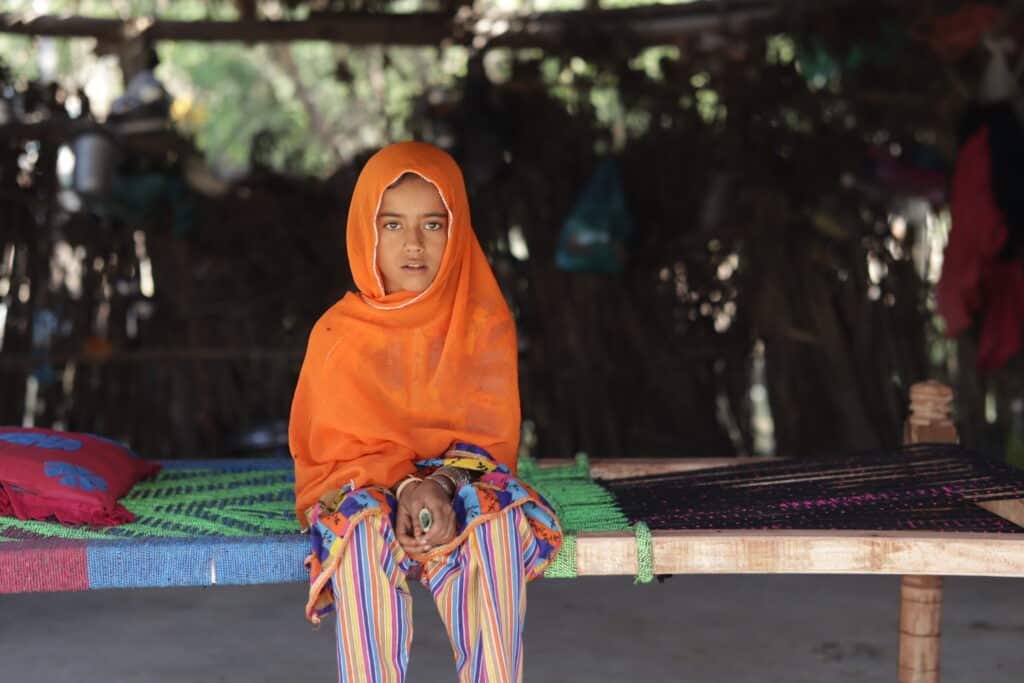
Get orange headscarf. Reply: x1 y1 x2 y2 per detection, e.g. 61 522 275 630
289 142 521 524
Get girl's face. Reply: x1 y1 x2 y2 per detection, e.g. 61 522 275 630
375 175 449 294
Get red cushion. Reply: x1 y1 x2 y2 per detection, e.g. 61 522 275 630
0 427 161 526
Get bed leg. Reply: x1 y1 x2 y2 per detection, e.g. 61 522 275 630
897 381 956 683
898 575 943 683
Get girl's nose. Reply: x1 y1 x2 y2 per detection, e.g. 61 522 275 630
405 231 425 251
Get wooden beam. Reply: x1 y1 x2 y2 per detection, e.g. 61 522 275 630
0 12 451 46
0 1 779 47
976 500 1024 529
573 529 1024 578
0 348 304 370
538 457 770 478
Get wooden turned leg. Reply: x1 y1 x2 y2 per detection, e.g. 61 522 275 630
898 575 943 683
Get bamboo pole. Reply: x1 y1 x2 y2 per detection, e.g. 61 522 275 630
898 380 956 683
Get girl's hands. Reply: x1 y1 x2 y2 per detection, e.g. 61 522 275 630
395 480 456 555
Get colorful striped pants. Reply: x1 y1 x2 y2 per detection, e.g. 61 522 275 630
330 506 533 683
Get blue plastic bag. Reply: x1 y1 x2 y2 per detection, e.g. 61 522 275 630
555 159 633 273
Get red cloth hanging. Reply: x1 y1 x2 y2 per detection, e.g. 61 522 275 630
928 4 1003 62
937 127 1024 371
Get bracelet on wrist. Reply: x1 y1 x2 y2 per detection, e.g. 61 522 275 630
394 475 422 500
433 470 459 491
425 473 456 498
436 466 471 488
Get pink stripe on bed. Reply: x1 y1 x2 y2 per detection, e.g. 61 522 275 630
0 540 89 593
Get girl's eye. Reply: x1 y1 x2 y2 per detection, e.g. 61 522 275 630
424 222 443 231
384 222 401 230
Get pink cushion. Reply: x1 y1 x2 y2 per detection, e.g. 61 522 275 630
0 427 161 526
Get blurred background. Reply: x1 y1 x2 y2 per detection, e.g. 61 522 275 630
0 0 1022 465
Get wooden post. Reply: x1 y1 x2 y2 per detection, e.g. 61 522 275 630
903 381 957 446
898 380 956 683
899 575 944 683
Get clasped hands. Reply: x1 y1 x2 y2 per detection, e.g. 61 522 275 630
395 478 456 556
315 471 462 556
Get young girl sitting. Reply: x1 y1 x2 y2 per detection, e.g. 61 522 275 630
290 141 563 683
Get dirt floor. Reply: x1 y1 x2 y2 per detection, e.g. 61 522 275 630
2 574 1022 682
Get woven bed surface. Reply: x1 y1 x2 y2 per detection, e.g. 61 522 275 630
0 458 299 542
2 445 1023 592
602 444 1024 533
0 455 619 542
0 455 615 591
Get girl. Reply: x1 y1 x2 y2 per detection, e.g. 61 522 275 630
290 141 562 683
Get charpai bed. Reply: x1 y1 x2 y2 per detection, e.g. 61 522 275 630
2 381 1022 683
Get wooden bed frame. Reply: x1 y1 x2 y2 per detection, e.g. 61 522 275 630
542 381 1024 683
2 381 1018 681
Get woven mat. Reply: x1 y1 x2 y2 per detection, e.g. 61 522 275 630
0 455 620 591
0 459 299 542
602 444 1024 533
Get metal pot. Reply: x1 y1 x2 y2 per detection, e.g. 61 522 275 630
71 130 119 199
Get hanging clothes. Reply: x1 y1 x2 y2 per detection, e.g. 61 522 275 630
937 125 1024 371
555 158 633 273
984 103 1024 258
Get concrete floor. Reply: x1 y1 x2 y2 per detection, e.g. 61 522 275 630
2 574 1022 682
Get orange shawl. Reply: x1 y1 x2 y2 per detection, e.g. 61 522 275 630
289 142 520 524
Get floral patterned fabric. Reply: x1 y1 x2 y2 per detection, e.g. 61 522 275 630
302 443 562 624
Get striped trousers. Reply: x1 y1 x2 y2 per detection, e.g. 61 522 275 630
330 507 532 683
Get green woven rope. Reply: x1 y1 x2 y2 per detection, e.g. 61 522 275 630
128 481 291 504
128 468 291 491
633 521 654 584
518 453 631 534
0 516 123 540
574 452 591 477
519 453 657 583
544 532 576 578
0 465 299 541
